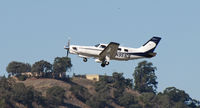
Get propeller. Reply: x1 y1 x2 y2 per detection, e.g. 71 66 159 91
64 38 71 57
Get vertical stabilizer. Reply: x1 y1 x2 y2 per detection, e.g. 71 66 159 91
142 37 161 53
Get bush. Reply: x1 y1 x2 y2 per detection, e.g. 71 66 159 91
46 86 65 105
117 93 138 107
11 83 34 107
70 84 90 103
86 96 107 108
17 75 27 81
140 92 155 108
6 61 31 76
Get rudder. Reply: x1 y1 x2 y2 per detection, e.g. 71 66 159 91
142 37 161 53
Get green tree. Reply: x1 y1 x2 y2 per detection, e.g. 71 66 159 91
154 87 200 108
11 83 34 107
0 77 14 108
112 72 132 89
94 75 113 106
53 57 72 78
70 84 91 103
118 93 139 108
140 92 156 108
31 60 52 78
163 87 190 103
154 93 171 108
6 61 31 76
112 72 128 99
46 86 65 105
0 77 47 108
86 95 107 108
133 60 157 93
27 86 46 106
95 75 111 92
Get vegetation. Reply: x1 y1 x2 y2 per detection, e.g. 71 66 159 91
7 56 72 80
70 84 91 103
0 77 46 108
1 59 200 108
53 57 72 78
31 60 52 78
6 61 31 76
46 86 65 106
133 61 158 93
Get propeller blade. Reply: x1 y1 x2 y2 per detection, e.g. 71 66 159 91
68 39 70 47
67 50 69 57
66 37 71 57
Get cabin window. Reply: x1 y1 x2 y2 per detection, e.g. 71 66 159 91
100 45 106 48
118 48 121 51
124 49 128 52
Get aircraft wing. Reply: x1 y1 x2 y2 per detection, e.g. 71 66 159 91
99 42 120 60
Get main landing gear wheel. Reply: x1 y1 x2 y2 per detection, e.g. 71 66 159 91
101 63 106 67
83 58 87 62
105 61 109 65
101 61 109 67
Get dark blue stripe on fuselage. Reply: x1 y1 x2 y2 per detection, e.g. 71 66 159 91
116 52 152 58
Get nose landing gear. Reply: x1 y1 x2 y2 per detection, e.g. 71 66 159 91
83 58 88 62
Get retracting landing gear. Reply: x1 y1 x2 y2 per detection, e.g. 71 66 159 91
101 61 109 67
105 61 109 65
83 58 88 62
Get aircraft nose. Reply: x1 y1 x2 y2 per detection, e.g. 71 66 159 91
64 45 69 50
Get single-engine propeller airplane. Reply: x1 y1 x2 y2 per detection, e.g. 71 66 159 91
64 37 161 67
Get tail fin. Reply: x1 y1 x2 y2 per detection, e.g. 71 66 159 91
142 37 161 53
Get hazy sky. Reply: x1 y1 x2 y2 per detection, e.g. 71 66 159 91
0 0 200 100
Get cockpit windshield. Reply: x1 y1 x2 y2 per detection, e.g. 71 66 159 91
94 44 100 47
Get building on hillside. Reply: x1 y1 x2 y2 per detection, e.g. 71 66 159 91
86 74 100 81
21 72 34 77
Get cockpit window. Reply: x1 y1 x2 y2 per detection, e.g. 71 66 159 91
100 45 106 48
95 44 100 47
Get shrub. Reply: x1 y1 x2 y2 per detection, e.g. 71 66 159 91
46 86 65 105
17 75 27 81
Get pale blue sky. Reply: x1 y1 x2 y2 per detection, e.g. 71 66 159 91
0 0 200 100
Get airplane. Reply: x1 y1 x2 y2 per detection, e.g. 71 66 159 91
64 37 161 67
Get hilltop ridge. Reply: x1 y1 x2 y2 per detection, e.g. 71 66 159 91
1 60 200 108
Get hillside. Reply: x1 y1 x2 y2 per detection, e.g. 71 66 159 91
18 77 125 108
1 74 200 108
2 60 200 108
18 78 90 108
14 75 199 108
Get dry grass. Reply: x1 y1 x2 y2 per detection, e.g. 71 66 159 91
16 77 141 108
18 78 71 96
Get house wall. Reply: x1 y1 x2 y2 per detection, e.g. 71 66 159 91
86 74 99 81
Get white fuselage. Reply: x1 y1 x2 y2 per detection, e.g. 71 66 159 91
69 44 149 61
64 37 161 67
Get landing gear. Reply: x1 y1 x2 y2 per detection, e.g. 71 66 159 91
101 61 109 67
101 63 106 67
83 58 87 62
105 61 109 65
